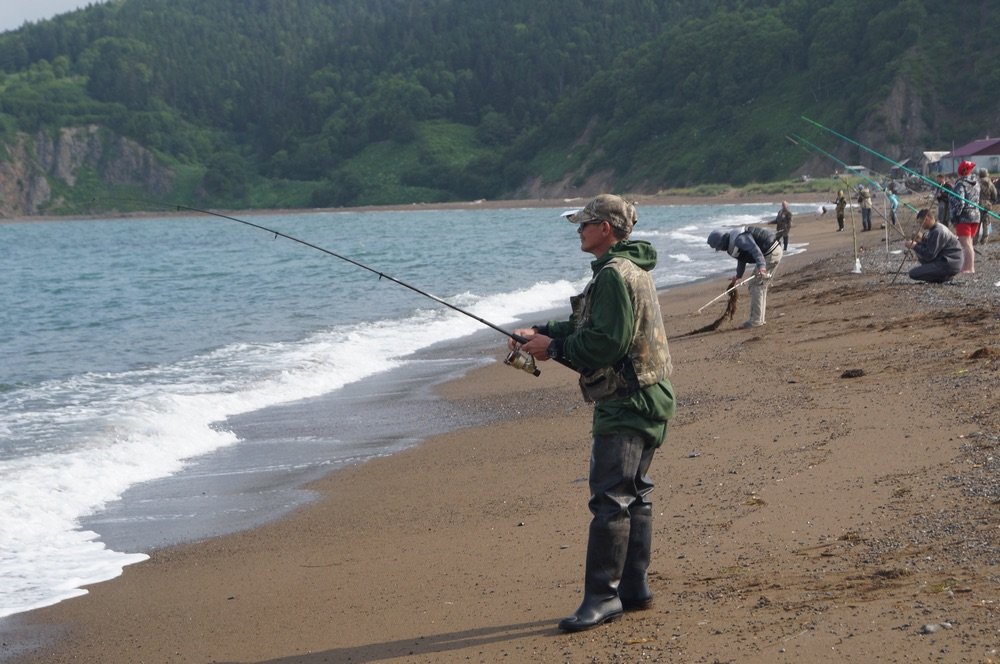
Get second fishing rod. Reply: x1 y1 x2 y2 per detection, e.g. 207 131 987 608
142 200 572 377
801 116 1000 223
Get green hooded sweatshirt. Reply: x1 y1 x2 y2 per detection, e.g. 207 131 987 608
546 240 676 447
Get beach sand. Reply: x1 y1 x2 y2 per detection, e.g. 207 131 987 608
3 202 999 663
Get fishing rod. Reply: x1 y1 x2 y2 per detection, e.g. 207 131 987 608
140 200 571 377
790 133 928 276
697 275 755 313
800 116 1000 222
789 133 918 225
788 131 920 274
785 134 865 271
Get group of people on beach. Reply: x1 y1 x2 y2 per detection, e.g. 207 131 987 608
919 162 997 279
499 165 995 632
830 160 997 283
507 193 784 632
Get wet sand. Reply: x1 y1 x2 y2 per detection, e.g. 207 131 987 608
3 201 999 663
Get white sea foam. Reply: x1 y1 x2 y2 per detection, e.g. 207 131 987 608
0 275 585 618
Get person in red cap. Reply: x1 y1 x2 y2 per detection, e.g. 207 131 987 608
950 160 981 273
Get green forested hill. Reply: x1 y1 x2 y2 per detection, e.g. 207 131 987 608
0 0 997 214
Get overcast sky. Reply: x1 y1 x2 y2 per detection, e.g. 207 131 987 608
0 1 108 34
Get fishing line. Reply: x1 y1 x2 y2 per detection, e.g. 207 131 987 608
122 199 575 376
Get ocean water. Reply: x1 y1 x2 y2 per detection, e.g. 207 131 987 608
0 200 819 619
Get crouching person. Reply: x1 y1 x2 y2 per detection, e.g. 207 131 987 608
905 208 962 283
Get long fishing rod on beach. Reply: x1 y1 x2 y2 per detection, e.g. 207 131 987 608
696 275 755 313
788 132 921 275
134 200 572 377
800 116 1000 223
785 134 868 271
788 133 917 233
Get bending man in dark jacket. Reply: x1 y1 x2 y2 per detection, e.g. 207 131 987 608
706 225 783 328
509 194 675 632
904 208 962 283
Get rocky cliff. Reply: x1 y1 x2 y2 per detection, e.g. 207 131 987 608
0 126 174 217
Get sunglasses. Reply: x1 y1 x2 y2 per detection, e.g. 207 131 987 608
577 218 607 230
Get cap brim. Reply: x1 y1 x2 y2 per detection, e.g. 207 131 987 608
561 209 582 222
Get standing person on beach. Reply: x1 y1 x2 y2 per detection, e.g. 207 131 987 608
936 173 953 226
706 226 783 328
508 194 675 633
904 208 962 283
773 201 792 250
950 160 981 274
833 190 847 231
857 185 873 231
886 188 899 227
976 168 997 244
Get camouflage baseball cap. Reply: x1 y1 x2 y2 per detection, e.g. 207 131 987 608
563 194 637 234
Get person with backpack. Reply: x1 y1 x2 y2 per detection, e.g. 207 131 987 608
706 226 783 328
950 160 981 274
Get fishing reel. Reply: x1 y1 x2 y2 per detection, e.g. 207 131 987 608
504 348 540 376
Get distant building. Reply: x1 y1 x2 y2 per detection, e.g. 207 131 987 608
939 138 1000 174
921 151 949 176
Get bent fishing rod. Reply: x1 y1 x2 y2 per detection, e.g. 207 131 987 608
136 200 573 377
801 116 1000 222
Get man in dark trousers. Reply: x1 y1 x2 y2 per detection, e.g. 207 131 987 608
857 185 873 231
706 225 783 328
773 200 792 250
833 190 847 231
509 194 675 632
905 208 962 283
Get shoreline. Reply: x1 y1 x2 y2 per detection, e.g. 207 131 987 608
1 191 831 224
4 203 999 662
75 204 824 556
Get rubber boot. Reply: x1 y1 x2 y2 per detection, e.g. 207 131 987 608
618 507 653 610
557 519 628 632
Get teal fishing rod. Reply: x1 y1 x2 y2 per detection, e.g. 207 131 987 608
785 134 919 214
788 133 914 239
801 115 999 222
132 200 570 376
788 133 904 205
785 133 869 271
